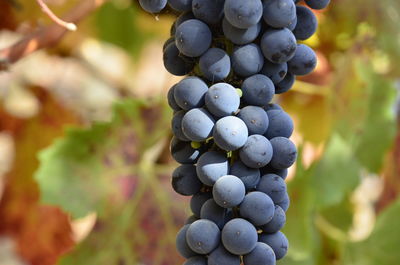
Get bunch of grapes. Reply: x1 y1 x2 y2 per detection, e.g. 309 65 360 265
139 0 330 264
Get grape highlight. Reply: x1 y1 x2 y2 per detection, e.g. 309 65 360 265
139 0 330 264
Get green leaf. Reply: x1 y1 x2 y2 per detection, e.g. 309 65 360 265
344 199 400 265
34 99 171 218
311 134 360 208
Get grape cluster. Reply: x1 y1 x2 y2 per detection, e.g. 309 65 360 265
139 0 330 264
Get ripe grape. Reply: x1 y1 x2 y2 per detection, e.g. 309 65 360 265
186 219 221 254
174 77 208 110
232 44 264 77
287 44 317 76
239 135 273 168
261 205 286 233
239 191 275 226
168 0 193 12
242 74 275 106
257 174 287 203
222 18 261 45
172 165 202 196
200 198 229 228
181 108 215 141
259 231 289 260
237 106 270 135
199 48 231 82
305 0 331 10
208 245 241 265
293 6 318 40
260 60 288 84
192 0 225 25
205 83 240 117
243 242 276 265
261 28 297 64
275 72 295 94
265 109 294 139
163 42 195 76
175 19 212 57
221 218 258 255
196 151 229 186
224 0 263 29
269 137 297 169
213 175 246 208
190 192 213 217
176 224 197 258
263 0 296 28
213 116 249 151
230 161 261 190
139 0 167 13
170 137 203 164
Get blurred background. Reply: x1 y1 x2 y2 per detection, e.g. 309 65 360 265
0 0 399 264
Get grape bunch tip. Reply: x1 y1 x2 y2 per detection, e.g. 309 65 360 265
139 0 330 264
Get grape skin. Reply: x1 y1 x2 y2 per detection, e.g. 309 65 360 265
224 0 263 29
275 72 295 94
175 19 212 57
259 231 289 260
277 192 290 212
242 74 275 107
230 161 260 190
287 44 317 76
208 245 241 265
172 165 203 196
174 76 208 110
213 175 246 208
239 135 273 168
190 192 213 217
176 224 197 258
261 28 297 64
181 108 215 142
139 0 167 13
260 164 288 180
257 173 288 204
192 0 225 25
183 256 207 265
221 218 258 255
163 42 195 76
239 191 275 226
167 84 181 111
170 137 202 164
238 106 270 136
232 43 264 77
168 0 193 12
172 110 190 141
265 109 294 139
199 48 231 82
243 242 276 265
200 198 228 229
305 0 331 10
261 205 286 233
213 116 249 151
263 0 296 28
186 219 221 254
196 151 229 186
260 60 288 85
269 137 297 169
205 83 240 117
222 18 262 45
293 6 318 41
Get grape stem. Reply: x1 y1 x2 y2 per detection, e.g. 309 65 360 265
36 0 77 31
0 0 107 71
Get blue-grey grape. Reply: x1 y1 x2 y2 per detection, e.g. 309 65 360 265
139 0 167 13
239 191 275 226
163 42 195 76
172 165 202 196
186 219 220 254
199 48 231 82
190 192 212 217
257 174 287 203
265 109 294 139
260 205 286 233
192 0 225 25
208 245 241 265
196 151 229 186
293 6 317 40
213 116 249 151
260 164 288 180
221 218 258 255
183 256 207 265
260 60 288 84
213 175 246 208
238 106 270 135
222 18 262 45
172 110 190 141
200 199 228 229
185 215 199 225
243 242 276 265
182 108 215 141
175 19 212 57
174 77 208 110
168 0 192 12
261 28 297 64
275 72 295 94
276 192 290 211
239 135 273 168
269 137 297 169
232 44 264 77
305 0 330 10
263 0 296 28
205 83 240 117
259 231 289 260
230 161 261 190
176 11 196 27
167 84 181 111
287 44 317 76
224 0 263 29
176 224 197 258
170 137 203 164
242 74 275 106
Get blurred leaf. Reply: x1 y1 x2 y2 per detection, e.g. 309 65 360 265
0 87 79 265
35 99 171 219
353 63 396 173
319 196 354 233
344 198 400 265
311 134 360 208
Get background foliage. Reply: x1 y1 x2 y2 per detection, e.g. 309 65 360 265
0 0 399 265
